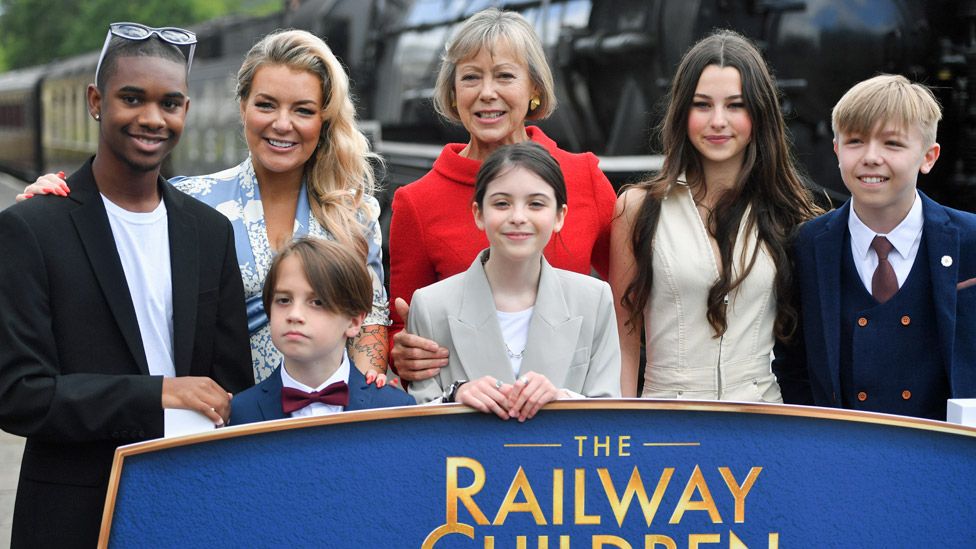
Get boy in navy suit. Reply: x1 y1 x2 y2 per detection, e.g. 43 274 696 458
230 237 414 424
774 74 976 420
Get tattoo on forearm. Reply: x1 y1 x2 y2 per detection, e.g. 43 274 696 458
348 325 389 374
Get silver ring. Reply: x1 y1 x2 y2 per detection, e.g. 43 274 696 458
519 375 528 384
494 379 503 389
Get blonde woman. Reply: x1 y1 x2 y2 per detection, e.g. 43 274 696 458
23 30 389 383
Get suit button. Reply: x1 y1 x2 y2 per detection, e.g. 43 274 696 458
857 391 868 402
902 390 912 400
901 315 911 326
857 317 868 327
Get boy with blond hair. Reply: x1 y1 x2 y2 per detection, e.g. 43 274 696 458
774 74 976 420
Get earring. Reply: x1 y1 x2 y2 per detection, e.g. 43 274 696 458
451 95 456 108
94 113 100 121
529 97 541 111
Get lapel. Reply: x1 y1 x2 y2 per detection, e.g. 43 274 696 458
68 160 149 375
919 193 959 379
163 183 199 377
345 363 371 411
257 367 287 420
812 202 849 397
522 258 582 381
448 253 518 383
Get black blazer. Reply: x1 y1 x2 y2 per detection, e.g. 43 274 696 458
0 159 253 548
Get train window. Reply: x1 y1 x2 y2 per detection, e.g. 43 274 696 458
0 104 20 128
406 0 466 27
520 6 539 26
463 0 494 16
394 27 448 97
562 0 592 29
72 85 82 145
491 0 536 11
525 4 561 48
527 0 595 46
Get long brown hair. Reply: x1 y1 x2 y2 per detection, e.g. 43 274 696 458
622 29 821 340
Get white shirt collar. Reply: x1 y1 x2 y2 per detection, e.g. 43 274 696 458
280 350 351 392
848 191 923 261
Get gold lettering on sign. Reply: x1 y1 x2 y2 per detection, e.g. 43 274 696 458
670 465 722 524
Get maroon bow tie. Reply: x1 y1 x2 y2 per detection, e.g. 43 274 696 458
281 381 349 414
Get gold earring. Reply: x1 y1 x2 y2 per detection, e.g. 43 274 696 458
451 95 456 108
529 97 541 111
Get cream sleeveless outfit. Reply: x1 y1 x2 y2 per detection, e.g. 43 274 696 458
641 180 783 402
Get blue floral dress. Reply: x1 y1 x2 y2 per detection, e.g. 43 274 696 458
172 157 390 382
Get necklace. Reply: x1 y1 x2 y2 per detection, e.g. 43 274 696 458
505 343 525 360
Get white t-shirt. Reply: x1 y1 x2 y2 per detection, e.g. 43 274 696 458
497 307 533 377
102 195 175 378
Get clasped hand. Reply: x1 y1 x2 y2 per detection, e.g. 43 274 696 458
455 372 564 422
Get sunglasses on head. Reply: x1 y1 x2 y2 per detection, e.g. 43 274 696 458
95 22 197 83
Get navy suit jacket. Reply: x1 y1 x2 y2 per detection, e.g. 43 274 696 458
774 193 976 409
230 362 416 425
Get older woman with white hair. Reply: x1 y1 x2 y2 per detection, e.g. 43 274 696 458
389 8 616 382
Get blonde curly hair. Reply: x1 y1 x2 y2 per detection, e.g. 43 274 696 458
237 29 379 256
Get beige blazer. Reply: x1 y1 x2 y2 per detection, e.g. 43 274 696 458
407 251 621 404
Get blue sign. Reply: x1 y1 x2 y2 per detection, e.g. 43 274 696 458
100 401 976 547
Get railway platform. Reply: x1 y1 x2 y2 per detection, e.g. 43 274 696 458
0 430 22 549
0 172 25 211
0 172 25 549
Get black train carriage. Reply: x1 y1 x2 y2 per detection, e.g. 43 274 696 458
0 66 45 180
372 0 976 212
40 53 102 175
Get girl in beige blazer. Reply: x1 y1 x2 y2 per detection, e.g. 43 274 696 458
408 143 621 421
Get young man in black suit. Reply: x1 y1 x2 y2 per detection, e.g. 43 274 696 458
0 24 252 547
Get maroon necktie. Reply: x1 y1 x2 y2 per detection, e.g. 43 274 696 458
870 235 898 304
281 381 349 414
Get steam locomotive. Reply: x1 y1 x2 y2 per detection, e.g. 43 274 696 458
0 0 974 214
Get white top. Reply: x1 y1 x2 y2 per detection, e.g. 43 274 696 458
280 351 351 418
101 195 174 378
848 191 923 294
641 180 782 402
496 307 533 376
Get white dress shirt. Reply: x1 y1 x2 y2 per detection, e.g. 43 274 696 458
848 192 924 295
280 352 351 418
